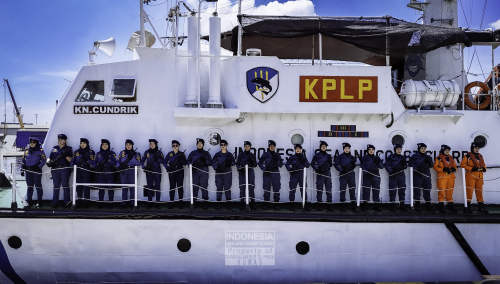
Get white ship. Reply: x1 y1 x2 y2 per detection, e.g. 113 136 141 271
1 0 500 283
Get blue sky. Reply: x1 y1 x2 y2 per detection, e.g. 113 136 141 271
0 0 499 125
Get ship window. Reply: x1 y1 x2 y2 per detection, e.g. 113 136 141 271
391 134 405 146
473 135 487 148
110 79 137 102
75 81 105 102
291 134 304 145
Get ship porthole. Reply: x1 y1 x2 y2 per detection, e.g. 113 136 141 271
473 135 487 148
391 134 405 146
8 236 22 250
291 134 304 145
296 241 309 255
177 238 191 253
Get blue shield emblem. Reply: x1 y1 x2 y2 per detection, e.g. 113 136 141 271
246 67 279 103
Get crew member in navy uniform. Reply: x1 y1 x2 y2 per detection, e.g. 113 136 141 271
164 140 187 209
311 141 333 211
21 137 46 208
385 143 407 212
94 139 117 209
285 144 310 211
212 139 235 210
141 139 164 209
70 138 95 208
334 142 357 212
116 139 141 209
259 140 283 210
187 138 212 210
409 143 434 212
46 134 73 209
360 144 384 212
236 141 257 210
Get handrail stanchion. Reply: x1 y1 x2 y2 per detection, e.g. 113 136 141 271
462 168 468 214
410 167 414 212
72 165 77 209
302 167 307 210
245 164 249 210
10 175 17 209
189 164 194 211
134 166 138 209
356 167 362 212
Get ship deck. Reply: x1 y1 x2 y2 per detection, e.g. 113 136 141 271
2 201 500 223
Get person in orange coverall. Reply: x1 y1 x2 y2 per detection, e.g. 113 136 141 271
433 144 458 213
460 142 488 214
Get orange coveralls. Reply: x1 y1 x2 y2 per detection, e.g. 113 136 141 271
460 153 486 202
433 154 457 202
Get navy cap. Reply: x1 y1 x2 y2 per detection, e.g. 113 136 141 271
220 139 228 145
244 141 252 147
320 141 328 147
101 139 110 145
172 140 180 146
149 139 158 144
80 138 89 144
125 139 134 145
197 138 205 145
471 142 480 152
393 144 403 151
268 140 276 147
29 137 39 142
58 134 67 140
441 144 451 151
342 142 351 149
294 144 302 149
417 143 427 150
367 144 375 150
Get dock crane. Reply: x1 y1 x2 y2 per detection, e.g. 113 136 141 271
3 79 25 129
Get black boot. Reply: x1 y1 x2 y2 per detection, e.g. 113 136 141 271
425 202 435 212
414 201 422 212
275 204 281 211
250 200 257 210
478 202 489 213
374 202 382 212
239 200 246 210
390 202 397 212
179 200 184 209
316 202 323 211
98 203 103 209
215 200 221 210
289 202 295 211
146 203 153 209
225 201 232 210
304 202 311 211
263 202 269 210
167 202 175 209
399 202 407 212
203 200 209 210
351 201 357 212
340 202 346 212
438 202 445 213
327 203 333 212
156 203 161 209
466 202 473 214
447 202 458 213
361 202 368 212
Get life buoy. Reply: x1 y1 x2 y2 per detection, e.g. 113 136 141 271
464 81 491 110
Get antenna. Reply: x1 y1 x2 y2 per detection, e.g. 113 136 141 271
87 37 116 65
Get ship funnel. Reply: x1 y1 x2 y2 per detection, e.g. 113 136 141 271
185 15 199 107
207 14 223 108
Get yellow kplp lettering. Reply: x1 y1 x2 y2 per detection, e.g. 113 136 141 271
305 79 318 99
359 79 372 99
340 79 353 99
322 79 336 99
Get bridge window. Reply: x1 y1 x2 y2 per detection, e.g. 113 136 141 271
75 81 105 102
110 78 137 102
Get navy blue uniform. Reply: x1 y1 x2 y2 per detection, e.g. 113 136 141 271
360 154 384 202
95 149 117 201
187 149 212 200
310 151 333 202
21 145 46 205
334 153 357 202
385 153 407 202
116 150 141 205
212 151 235 201
258 151 283 202
49 145 73 205
409 152 433 202
164 151 187 201
285 153 309 202
141 149 164 202
71 148 96 206
236 150 257 200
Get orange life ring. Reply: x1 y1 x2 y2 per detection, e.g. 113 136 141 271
464 81 491 110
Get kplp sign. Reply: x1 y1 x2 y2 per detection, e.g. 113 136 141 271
299 76 378 103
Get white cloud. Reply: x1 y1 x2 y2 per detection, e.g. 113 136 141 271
491 19 500 30
41 70 78 79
